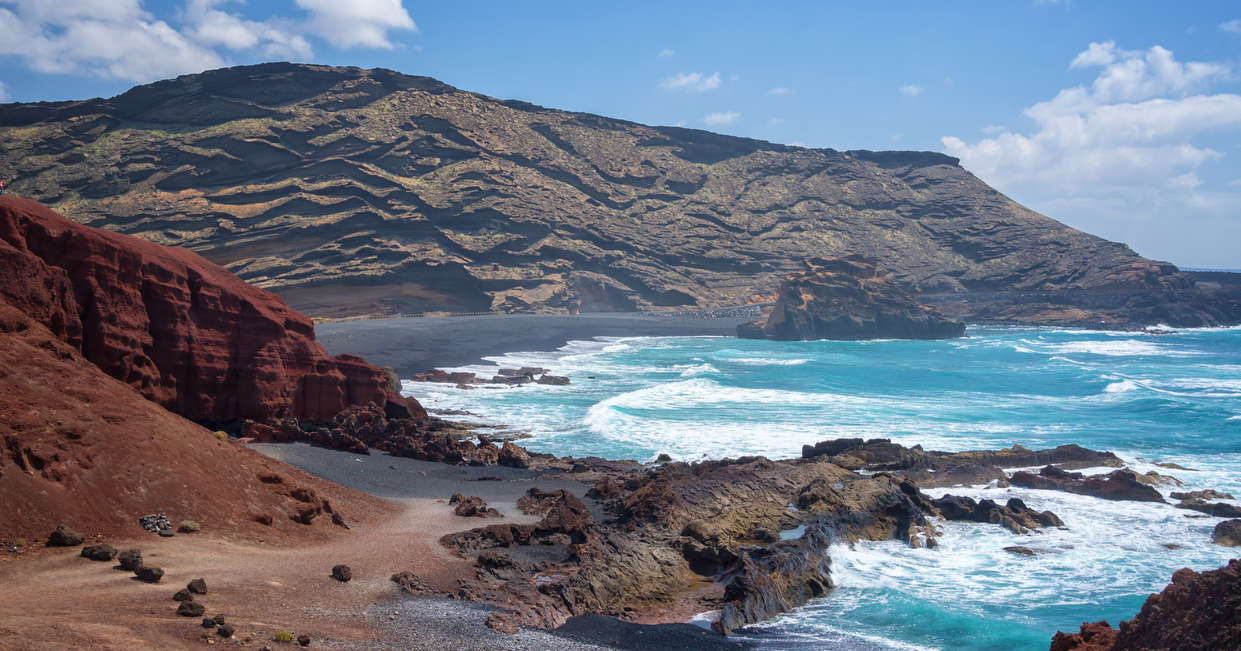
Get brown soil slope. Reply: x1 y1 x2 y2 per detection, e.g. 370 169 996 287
0 63 1226 325
0 196 420 423
0 300 390 543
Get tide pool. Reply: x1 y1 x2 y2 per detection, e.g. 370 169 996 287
403 325 1241 650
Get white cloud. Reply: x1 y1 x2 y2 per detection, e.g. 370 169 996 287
767 86 793 96
295 0 415 49
184 0 312 60
0 0 415 83
703 111 739 127
899 83 923 96
982 124 1007 135
660 71 721 92
658 48 675 57
943 42 1241 265
1221 19 1241 34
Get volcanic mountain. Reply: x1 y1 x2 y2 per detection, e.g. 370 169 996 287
1 62 1236 325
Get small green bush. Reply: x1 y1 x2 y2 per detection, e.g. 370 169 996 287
273 630 295 643
212 430 228 442
177 520 201 533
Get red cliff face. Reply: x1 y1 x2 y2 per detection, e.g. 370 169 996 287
0 196 423 423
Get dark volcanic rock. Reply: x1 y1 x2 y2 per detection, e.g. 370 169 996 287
1010 467 1165 503
390 571 430 594
932 495 1063 534
331 564 352 582
1213 519 1241 546
176 600 205 617
173 589 193 602
2 64 1235 327
1176 499 1241 518
217 624 235 638
1051 559 1241 650
80 544 117 561
739 256 965 341
117 549 143 571
450 493 501 518
135 566 164 583
46 524 84 546
187 578 207 595
499 441 533 469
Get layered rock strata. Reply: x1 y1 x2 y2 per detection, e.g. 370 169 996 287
738 256 965 340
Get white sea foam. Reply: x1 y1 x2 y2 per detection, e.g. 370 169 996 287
1103 379 1140 393
726 357 811 366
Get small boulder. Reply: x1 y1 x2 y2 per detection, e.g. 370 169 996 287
173 589 193 602
253 513 273 526
135 566 165 583
80 544 117 561
1212 519 1241 547
391 571 429 594
201 617 217 629
537 374 570 385
46 524 85 547
298 633 311 646
498 441 533 469
187 578 207 595
117 549 143 571
1005 546 1037 556
217 624 235 638
331 564 352 582
176 600 205 617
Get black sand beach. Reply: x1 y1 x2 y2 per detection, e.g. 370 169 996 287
316 310 759 371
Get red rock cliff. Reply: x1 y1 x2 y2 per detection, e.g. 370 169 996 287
0 196 423 423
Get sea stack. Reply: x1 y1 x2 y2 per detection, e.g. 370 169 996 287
738 255 965 341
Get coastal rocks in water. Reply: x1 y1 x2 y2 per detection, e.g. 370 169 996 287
1010 467 1166 503
450 493 501 518
931 495 1064 534
117 549 143 571
331 564 352 582
80 544 117 561
537 375 571 385
1176 499 1241 518
737 256 965 341
1050 620 1120 651
1213 520 1241 546
1172 489 1234 501
1051 559 1241 650
410 370 477 384
46 524 85 546
1004 546 1037 556
715 524 834 635
0 197 423 424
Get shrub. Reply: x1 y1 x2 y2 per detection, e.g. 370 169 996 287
177 520 201 533
273 630 295 643
212 430 228 441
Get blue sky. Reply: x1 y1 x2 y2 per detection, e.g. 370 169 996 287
2 1 1240 268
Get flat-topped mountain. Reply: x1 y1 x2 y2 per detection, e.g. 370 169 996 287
1 63 1235 325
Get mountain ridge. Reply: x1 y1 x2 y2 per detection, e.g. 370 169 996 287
1 62 1234 325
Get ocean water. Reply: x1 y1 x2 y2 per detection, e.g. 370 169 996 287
402 325 1241 650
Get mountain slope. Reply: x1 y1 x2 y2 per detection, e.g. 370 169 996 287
0 62 1229 323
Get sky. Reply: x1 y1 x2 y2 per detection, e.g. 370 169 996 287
1 1 1240 268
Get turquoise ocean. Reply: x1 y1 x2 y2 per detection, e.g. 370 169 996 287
402 325 1241 650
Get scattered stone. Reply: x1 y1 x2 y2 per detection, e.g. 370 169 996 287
450 493 501 518
177 520 201 533
212 614 226 625
1212 519 1241 547
297 633 310 646
253 513 273 526
138 513 173 534
187 578 207 595
391 571 429 594
201 617 217 629
173 589 193 601
46 524 85 547
117 549 142 571
157 529 175 538
330 512 349 529
80 544 117 561
217 624 235 638
1005 546 1037 556
331 564 352 582
135 566 165 583
177 601 205 617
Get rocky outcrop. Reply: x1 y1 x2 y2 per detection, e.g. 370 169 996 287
1010 467 1165 503
931 495 1064 534
0 196 422 424
1214 520 1241 546
738 256 965 341
1051 559 1241 650
3 63 1236 327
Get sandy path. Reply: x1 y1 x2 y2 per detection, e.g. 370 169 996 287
0 497 541 650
